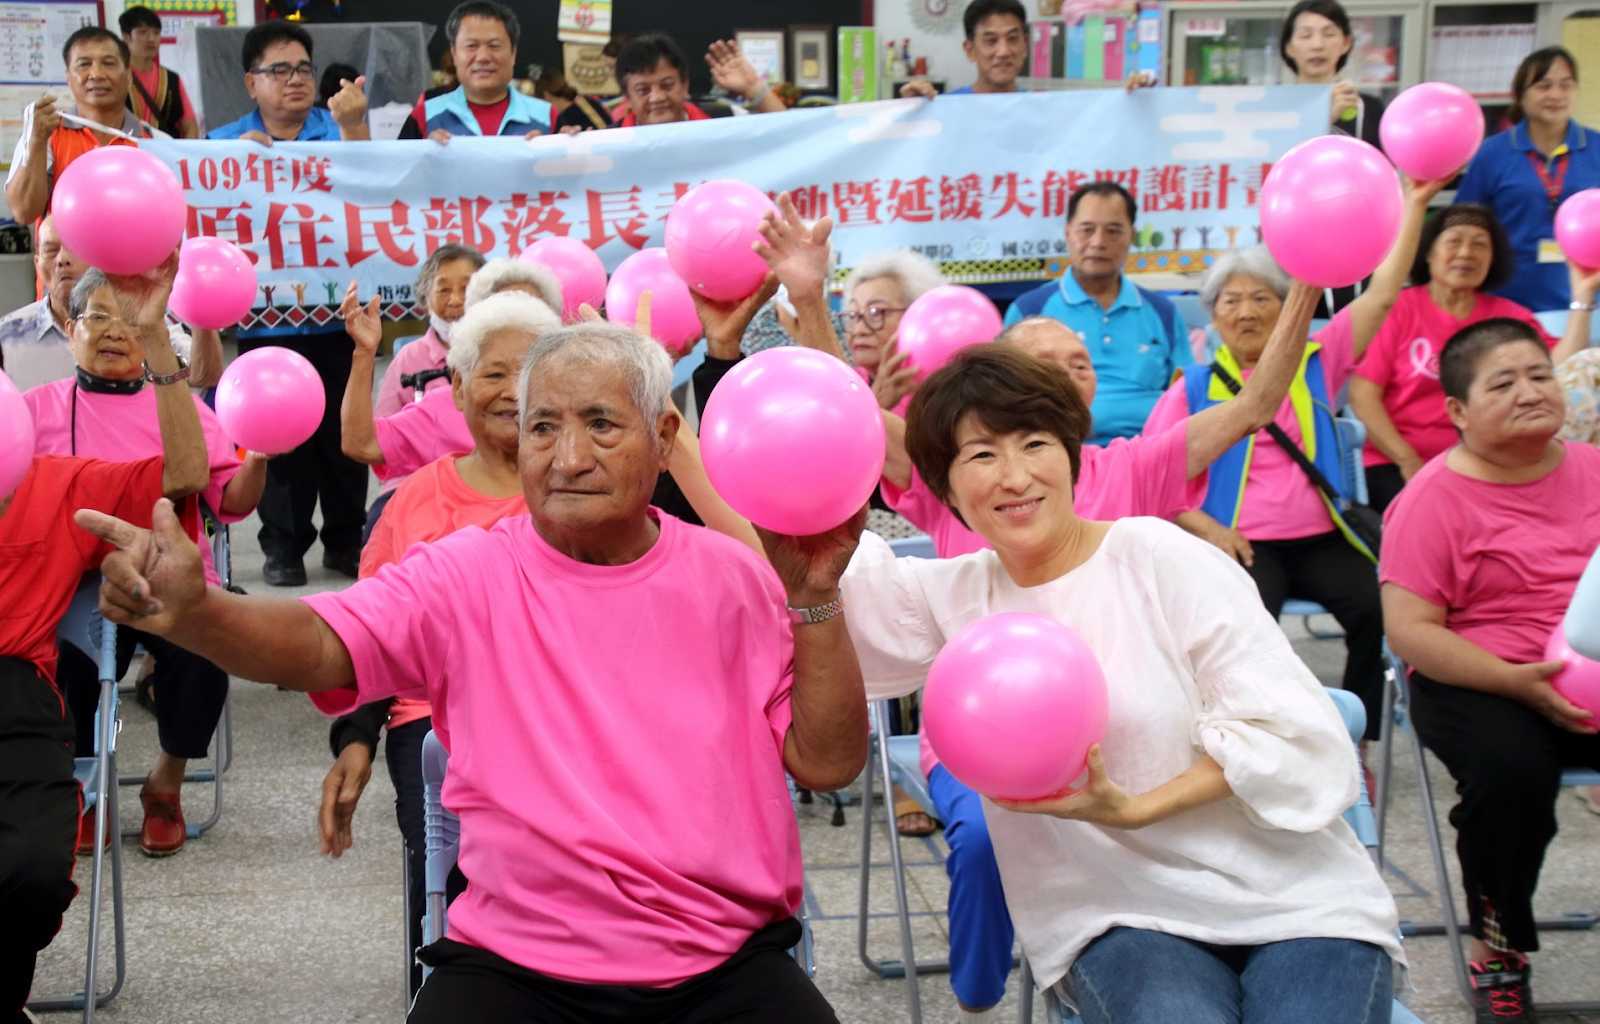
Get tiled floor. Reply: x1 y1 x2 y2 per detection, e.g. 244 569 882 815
28 376 1600 1023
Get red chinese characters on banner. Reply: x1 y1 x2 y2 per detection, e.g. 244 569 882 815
501 191 573 254
344 201 419 267
585 186 650 249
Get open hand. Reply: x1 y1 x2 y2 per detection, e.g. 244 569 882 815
706 39 764 99
73 498 206 634
319 742 374 857
755 193 833 304
993 746 1149 829
339 280 382 355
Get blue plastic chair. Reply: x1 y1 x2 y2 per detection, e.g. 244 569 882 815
30 579 127 1022
1284 416 1370 640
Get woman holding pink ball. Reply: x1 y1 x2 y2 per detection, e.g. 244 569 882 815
840 346 1402 1022
1383 318 1600 1018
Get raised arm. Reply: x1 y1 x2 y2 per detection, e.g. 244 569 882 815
756 193 845 361
74 500 356 692
115 254 209 498
706 41 787 114
1344 176 1448 363
666 418 761 554
1348 375 1422 479
338 282 384 465
219 451 269 516
186 327 224 389
1180 280 1318 477
1554 263 1600 364
881 409 912 491
5 96 56 226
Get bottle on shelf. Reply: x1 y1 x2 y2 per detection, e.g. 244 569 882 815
887 40 904 81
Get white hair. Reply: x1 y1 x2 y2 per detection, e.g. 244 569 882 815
997 315 1074 345
1199 246 1291 312
517 321 673 428
841 249 947 306
464 257 564 315
446 291 561 380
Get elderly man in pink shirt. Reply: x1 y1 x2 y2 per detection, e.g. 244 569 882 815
75 318 868 1023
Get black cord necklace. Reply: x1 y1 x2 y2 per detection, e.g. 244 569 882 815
70 367 145 455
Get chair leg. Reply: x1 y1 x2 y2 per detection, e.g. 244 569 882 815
1409 726 1476 1008
1374 660 1398 871
402 844 413 1002
1018 956 1035 1022
878 712 924 1023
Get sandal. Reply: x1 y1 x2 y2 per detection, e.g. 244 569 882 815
894 795 937 837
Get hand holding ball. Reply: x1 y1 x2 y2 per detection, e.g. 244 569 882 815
1545 629 1600 721
1556 190 1600 271
896 286 1003 382
215 347 324 456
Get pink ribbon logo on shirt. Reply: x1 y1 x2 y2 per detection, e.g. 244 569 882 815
1408 337 1440 380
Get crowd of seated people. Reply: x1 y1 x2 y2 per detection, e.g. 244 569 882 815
4 0 1600 1022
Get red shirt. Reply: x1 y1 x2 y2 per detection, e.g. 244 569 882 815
0 455 190 681
409 92 513 136
615 102 710 128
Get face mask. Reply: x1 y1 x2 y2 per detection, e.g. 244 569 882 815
429 313 455 344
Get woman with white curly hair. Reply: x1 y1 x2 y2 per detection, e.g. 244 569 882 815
842 248 946 409
464 256 565 316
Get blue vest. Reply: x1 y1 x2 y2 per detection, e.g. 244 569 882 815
423 86 552 137
1185 347 1373 562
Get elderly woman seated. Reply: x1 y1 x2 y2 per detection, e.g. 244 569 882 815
1383 318 1600 1018
840 345 1403 1022
371 244 486 418
841 248 946 408
1349 203 1599 511
23 265 263 857
1149 179 1443 744
77 319 868 1023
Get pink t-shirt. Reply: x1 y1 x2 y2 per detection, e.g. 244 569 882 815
882 419 1201 561
24 379 242 584
1380 442 1600 666
375 330 449 419
903 418 1203 777
1144 312 1356 541
372 384 473 490
1353 286 1555 467
301 512 804 985
359 454 527 734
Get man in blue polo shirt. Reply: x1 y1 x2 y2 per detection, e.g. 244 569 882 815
209 21 371 586
901 0 1026 99
1005 181 1192 444
399 1 550 142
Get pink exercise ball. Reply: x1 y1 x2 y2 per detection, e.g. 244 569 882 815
1556 190 1600 270
664 179 777 302
924 613 1109 801
0 370 35 500
52 146 186 275
215 347 325 455
1379 82 1484 182
700 346 886 535
1260 136 1404 288
605 248 702 354
1545 629 1600 719
520 236 606 321
896 286 1003 382
169 236 257 330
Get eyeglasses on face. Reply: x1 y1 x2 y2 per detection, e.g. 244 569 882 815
250 61 316 83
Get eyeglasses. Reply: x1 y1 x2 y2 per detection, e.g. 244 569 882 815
250 61 316 83
842 306 906 331
75 311 131 331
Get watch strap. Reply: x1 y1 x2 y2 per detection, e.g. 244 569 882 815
788 596 844 626
144 356 190 386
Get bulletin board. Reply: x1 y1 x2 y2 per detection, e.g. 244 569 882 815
0 0 104 172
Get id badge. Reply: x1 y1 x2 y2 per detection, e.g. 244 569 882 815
1539 238 1566 263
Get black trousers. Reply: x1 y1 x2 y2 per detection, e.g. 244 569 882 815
58 628 228 762
239 330 368 562
1365 463 1406 515
1408 669 1600 952
388 716 465 999
1244 531 1383 740
409 919 835 1024
0 660 79 1015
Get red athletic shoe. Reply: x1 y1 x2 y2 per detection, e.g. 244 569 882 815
139 784 186 857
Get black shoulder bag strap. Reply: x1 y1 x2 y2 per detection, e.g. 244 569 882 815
1209 361 1345 508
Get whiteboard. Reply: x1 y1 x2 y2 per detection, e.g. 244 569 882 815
0 0 102 173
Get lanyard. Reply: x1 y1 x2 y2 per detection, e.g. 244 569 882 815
1527 147 1570 209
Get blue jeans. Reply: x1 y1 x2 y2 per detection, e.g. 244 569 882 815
1069 927 1393 1024
928 765 1014 1009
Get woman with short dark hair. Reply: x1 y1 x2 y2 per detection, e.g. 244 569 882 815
1279 0 1383 146
1383 317 1600 1020
841 345 1403 1023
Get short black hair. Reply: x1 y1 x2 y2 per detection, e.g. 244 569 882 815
118 6 161 35
1067 181 1136 225
1410 204 1515 291
445 1 520 51
615 33 688 85
964 0 1027 41
241 21 313 73
62 26 129 67
1508 46 1579 125
1439 318 1549 402
906 346 1091 527
1279 0 1353 75
318 62 359 106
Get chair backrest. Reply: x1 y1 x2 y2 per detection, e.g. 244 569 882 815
1333 416 1369 506
421 731 458 879
889 534 937 560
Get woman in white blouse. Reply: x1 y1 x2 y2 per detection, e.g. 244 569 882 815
841 345 1402 1022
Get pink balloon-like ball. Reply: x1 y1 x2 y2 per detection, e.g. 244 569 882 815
924 613 1109 801
215 347 325 455
700 346 886 535
896 285 1003 382
665 179 777 302
1545 628 1600 719
1379 82 1484 182
169 236 257 330
0 370 35 500
52 146 187 275
1556 190 1600 271
605 248 702 354
1260 136 1403 288
520 236 606 321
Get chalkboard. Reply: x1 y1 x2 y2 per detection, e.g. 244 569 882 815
331 0 860 95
